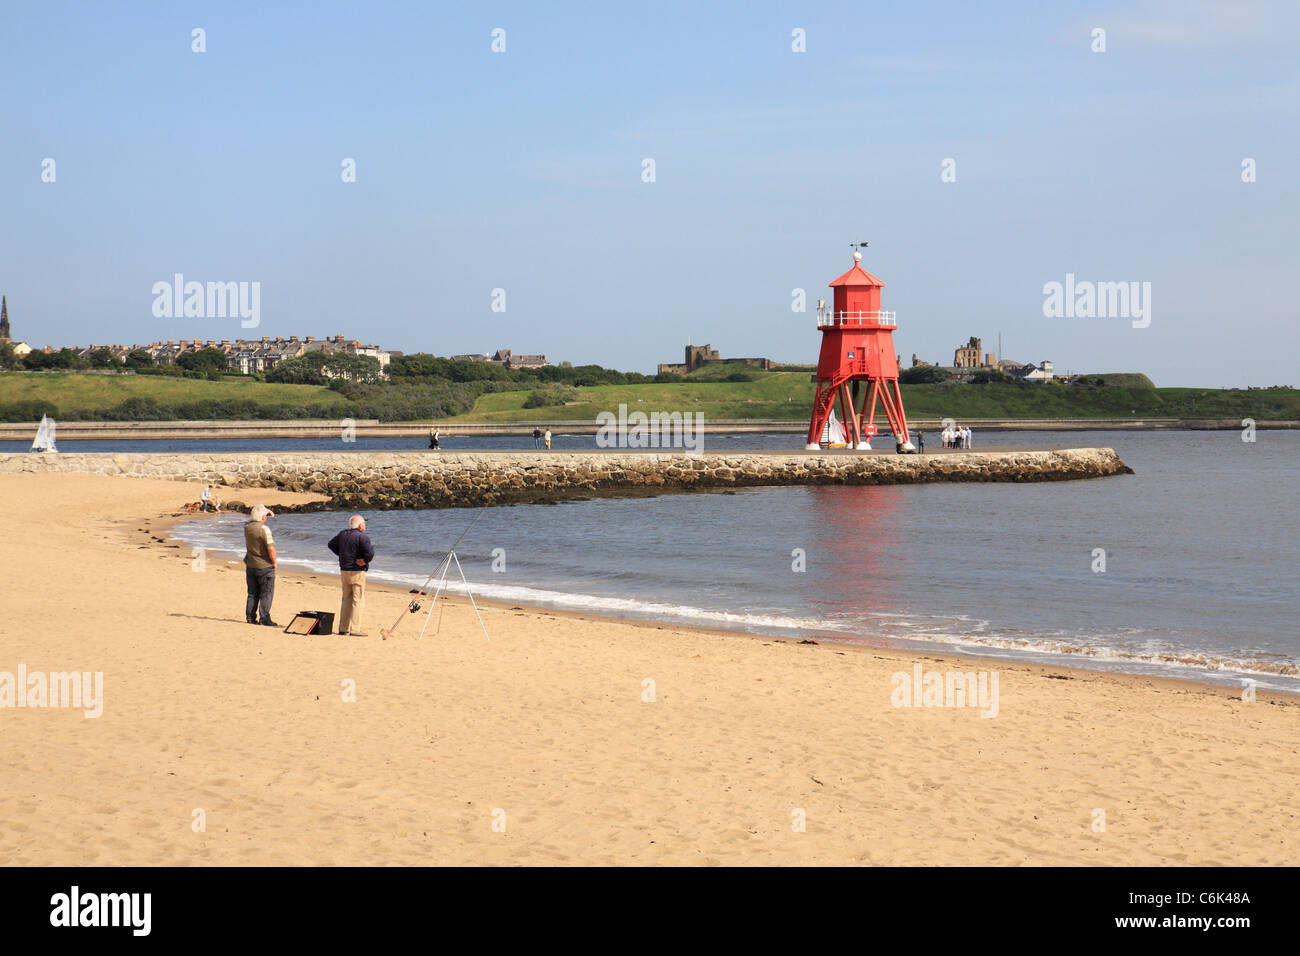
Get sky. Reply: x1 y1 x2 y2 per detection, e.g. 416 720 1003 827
1 0 1297 386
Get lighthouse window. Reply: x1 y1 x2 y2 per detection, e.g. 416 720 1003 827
847 351 855 358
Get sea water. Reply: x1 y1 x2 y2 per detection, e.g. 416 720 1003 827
168 430 1299 693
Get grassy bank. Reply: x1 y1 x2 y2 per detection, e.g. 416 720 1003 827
3 369 1297 423
0 372 352 421
449 373 1300 423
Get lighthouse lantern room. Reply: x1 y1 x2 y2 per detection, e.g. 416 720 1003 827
805 250 914 452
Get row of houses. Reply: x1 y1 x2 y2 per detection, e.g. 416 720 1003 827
14 332 551 376
65 335 394 375
446 348 548 369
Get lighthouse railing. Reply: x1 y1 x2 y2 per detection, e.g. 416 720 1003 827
816 311 896 328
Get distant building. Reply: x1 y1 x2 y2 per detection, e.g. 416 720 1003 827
954 336 987 369
148 340 184 365
998 359 1055 381
684 344 720 372
445 350 547 368
352 345 389 371
658 343 775 375
0 295 31 358
490 349 548 369
301 335 392 373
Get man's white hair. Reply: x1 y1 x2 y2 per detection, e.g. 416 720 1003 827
250 504 270 522
349 514 364 529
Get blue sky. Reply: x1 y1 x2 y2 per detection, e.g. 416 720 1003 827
1 0 1296 385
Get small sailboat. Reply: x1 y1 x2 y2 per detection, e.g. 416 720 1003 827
821 410 848 447
31 415 57 453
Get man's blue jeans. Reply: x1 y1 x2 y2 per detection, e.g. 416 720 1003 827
245 567 275 624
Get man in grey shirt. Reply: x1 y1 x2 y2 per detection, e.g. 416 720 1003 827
243 504 278 626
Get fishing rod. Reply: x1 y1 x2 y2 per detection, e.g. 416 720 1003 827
380 509 487 641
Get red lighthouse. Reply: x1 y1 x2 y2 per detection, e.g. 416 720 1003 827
805 251 914 452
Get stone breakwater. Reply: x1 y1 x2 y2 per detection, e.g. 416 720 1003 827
0 449 1132 509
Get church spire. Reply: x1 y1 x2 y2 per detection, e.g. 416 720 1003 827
0 296 9 343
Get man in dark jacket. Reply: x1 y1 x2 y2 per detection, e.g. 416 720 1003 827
327 515 375 636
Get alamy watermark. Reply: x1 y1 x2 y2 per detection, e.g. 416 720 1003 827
151 273 260 328
1042 273 1151 328
50 886 150 936
1 665 103 718
891 663 999 718
596 403 704 455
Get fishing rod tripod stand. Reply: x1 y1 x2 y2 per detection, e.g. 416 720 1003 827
380 547 490 642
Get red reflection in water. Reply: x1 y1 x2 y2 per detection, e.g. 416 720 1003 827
804 485 908 619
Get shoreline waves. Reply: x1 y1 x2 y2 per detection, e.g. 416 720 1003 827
2 473 1296 865
172 515 1300 693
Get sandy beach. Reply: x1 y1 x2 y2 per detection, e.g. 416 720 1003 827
1 472 1296 866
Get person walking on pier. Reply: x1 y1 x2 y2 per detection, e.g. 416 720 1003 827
532 427 542 448
328 515 375 637
915 429 924 454
544 428 552 450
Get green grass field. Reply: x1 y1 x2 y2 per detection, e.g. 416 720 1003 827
455 374 812 421
0 372 341 415
2 370 1297 422
449 372 1300 422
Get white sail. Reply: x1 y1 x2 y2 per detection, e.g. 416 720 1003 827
31 415 57 453
822 410 847 446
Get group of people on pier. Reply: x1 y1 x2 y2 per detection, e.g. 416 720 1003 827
941 425 974 449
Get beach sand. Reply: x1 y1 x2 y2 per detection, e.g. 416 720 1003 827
1 473 1295 866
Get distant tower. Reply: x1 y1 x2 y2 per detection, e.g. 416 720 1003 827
806 252 913 452
0 296 9 343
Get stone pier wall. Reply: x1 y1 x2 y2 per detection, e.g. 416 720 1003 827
0 449 1132 510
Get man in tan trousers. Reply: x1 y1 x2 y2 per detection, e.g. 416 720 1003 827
327 515 375 636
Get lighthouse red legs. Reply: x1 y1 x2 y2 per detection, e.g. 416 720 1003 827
873 379 911 449
805 251 916 453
